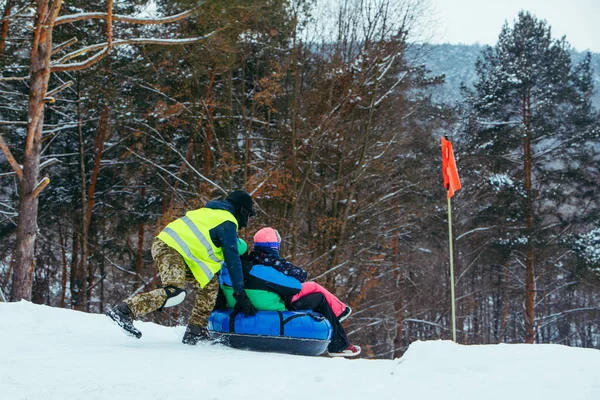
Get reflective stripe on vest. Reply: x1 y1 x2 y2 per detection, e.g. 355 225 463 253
181 216 222 264
162 227 214 281
157 208 238 288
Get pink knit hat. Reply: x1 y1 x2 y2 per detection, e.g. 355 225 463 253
253 227 281 249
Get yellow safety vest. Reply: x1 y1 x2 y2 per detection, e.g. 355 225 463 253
157 208 238 288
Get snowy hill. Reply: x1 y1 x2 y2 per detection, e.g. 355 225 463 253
1 302 599 400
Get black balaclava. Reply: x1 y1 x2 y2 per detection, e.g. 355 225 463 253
225 190 256 228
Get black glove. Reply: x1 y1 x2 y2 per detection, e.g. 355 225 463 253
233 290 257 317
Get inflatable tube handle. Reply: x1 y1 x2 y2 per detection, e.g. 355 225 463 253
229 308 240 333
278 311 284 335
228 310 287 335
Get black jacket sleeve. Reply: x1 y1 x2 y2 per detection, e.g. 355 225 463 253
210 221 244 293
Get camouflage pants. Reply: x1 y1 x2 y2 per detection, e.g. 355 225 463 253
125 238 219 327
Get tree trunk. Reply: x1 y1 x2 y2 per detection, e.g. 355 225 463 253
168 139 194 211
523 90 535 343
289 22 301 262
84 105 109 311
70 222 81 308
73 84 86 310
498 259 510 342
99 255 105 312
11 0 59 301
392 234 404 359
243 59 259 186
204 68 216 177
329 78 378 272
58 221 68 308
135 186 146 287
0 1 12 54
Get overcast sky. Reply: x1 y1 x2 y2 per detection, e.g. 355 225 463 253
429 0 599 52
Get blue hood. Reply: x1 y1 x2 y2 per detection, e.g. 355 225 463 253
205 200 235 214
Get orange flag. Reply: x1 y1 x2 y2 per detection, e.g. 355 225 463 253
441 137 461 198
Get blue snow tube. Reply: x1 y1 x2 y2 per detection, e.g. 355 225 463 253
208 309 332 356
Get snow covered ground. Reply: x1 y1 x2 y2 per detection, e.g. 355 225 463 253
1 301 599 400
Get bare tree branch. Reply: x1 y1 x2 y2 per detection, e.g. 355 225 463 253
51 33 217 72
136 121 227 194
31 176 50 198
51 37 77 55
51 47 109 73
107 0 113 50
46 80 73 97
42 123 78 135
66 35 218 63
128 149 190 187
0 1 34 22
0 134 22 179
0 120 27 125
0 76 29 81
54 4 204 26
538 308 600 329
309 260 349 281
39 157 58 170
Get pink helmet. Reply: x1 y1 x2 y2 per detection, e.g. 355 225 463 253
253 227 281 249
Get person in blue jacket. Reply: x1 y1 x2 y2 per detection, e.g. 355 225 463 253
217 229 361 357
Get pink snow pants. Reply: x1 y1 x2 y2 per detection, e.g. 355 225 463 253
291 281 347 317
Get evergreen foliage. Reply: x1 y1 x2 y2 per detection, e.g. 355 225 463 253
460 11 600 344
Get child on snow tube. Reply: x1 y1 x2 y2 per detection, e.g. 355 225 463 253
217 228 360 357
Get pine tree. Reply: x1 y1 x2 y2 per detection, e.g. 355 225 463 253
461 11 600 343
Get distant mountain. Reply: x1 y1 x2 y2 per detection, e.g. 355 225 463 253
411 43 600 108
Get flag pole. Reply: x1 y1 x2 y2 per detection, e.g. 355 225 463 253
447 195 457 342
441 136 461 343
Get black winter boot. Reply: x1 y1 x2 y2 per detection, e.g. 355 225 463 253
182 324 210 345
106 302 142 339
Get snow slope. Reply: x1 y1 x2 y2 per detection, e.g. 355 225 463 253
1 301 599 400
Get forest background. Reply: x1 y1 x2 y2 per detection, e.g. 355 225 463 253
1 0 599 359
